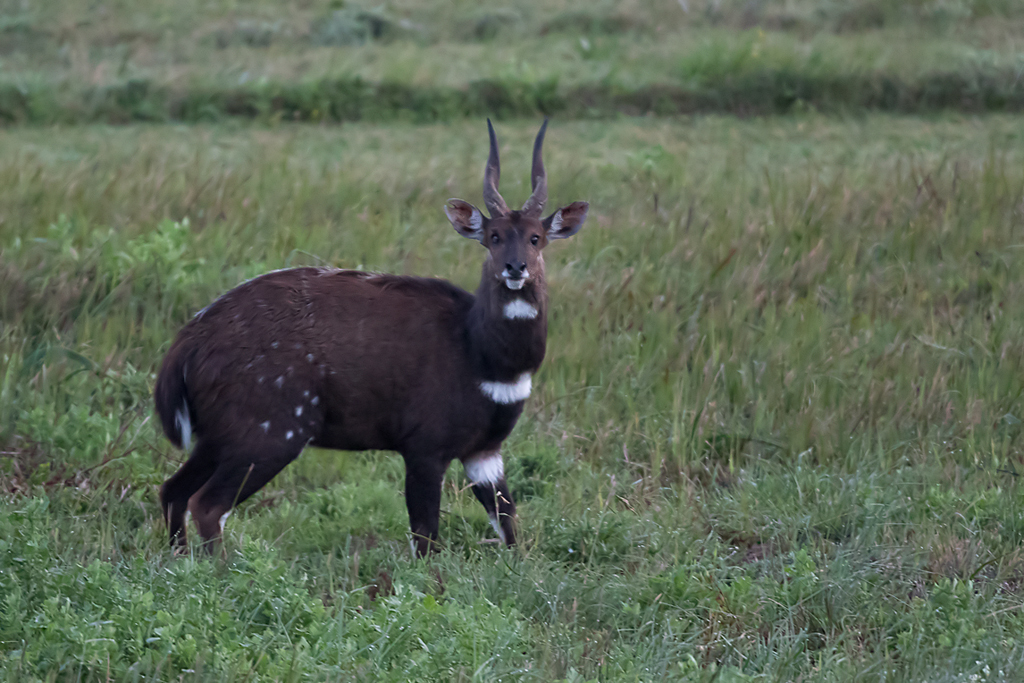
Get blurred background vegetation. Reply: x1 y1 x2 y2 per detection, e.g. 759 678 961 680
2 1 1024 681
0 0 1023 122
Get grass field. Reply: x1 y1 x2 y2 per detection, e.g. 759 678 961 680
3 1 1024 681
2 0 1024 122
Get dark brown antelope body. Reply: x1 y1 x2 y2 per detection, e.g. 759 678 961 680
155 120 588 555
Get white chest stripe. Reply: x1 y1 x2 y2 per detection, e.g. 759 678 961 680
504 299 538 320
480 373 532 404
464 453 505 485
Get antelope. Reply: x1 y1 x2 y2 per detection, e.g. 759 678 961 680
154 119 588 556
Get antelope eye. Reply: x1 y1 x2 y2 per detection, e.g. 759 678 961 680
491 234 500 244
530 235 540 245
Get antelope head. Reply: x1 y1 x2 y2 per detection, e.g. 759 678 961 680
445 119 589 293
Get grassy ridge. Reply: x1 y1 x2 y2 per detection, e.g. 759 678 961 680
3 65 1024 124
2 116 1024 679
2 0 1024 122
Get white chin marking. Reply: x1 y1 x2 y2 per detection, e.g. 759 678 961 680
488 513 507 544
175 400 192 451
480 373 532 404
464 453 505 485
504 299 538 320
504 278 525 290
219 511 231 534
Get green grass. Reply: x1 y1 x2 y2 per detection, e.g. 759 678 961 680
1 0 1023 122
2 114 1024 680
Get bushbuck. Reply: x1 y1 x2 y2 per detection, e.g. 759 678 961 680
154 119 589 556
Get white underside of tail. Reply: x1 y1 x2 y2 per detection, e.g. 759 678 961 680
175 399 192 451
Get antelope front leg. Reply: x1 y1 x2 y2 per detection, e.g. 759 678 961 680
403 456 445 557
464 451 517 546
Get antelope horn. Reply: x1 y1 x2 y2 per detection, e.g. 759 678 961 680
520 119 548 218
483 119 509 218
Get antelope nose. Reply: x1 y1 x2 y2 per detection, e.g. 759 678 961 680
505 261 526 277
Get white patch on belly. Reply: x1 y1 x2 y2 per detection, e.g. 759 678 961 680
463 452 505 485
175 400 192 451
504 299 538 320
219 511 231 534
488 513 507 544
480 373 531 404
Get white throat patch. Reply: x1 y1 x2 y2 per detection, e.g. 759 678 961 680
480 373 532 404
504 299 538 320
464 452 505 485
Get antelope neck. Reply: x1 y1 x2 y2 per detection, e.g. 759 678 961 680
467 272 548 382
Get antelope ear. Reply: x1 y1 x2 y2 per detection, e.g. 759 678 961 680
445 199 485 242
543 201 589 240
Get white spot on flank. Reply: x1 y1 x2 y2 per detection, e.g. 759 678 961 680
271 341 279 349
303 390 310 398
306 353 315 363
260 421 270 432
274 376 284 388
175 400 192 451
257 376 264 384
286 430 294 440
295 406 303 416
488 513 507 544
480 373 532 404
504 299 538 320
219 511 231 534
311 396 320 406
464 452 505 485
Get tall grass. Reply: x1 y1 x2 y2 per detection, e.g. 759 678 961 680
2 115 1024 679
